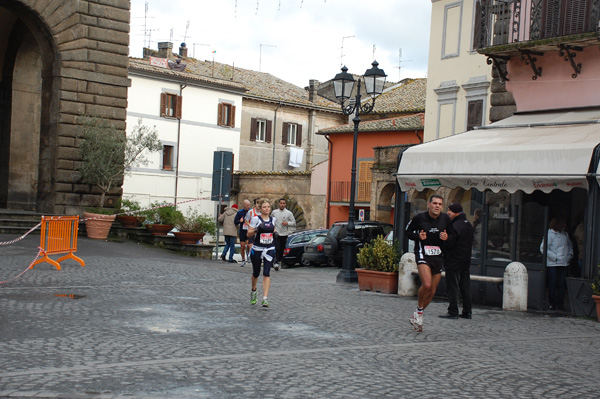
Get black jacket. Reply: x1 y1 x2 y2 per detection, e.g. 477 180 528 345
405 211 454 262
445 212 474 271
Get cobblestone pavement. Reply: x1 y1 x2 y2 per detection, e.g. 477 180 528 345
1 234 599 398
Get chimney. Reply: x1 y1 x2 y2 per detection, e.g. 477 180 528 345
179 42 188 58
158 42 173 59
308 79 320 103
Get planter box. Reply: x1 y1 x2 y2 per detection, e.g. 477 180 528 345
356 269 399 294
173 231 206 244
116 215 145 228
83 212 116 240
145 224 174 236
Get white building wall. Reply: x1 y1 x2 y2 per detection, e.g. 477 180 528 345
124 74 243 216
424 0 492 142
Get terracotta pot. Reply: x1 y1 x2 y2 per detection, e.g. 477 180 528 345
116 215 145 227
173 231 206 244
593 295 600 321
145 224 174 236
83 212 116 240
356 268 399 294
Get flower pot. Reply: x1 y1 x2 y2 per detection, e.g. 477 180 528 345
116 215 145 227
593 295 600 321
83 212 116 240
145 224 174 236
173 231 205 244
356 268 399 294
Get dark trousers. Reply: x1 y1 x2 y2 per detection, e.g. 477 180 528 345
275 235 288 263
547 266 567 308
445 269 472 316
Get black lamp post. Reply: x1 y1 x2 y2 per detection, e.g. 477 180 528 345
332 61 387 283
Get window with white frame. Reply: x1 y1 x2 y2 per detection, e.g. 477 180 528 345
287 124 297 146
250 117 272 143
256 119 267 142
282 122 302 146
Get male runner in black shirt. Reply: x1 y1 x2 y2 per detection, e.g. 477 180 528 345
405 194 453 332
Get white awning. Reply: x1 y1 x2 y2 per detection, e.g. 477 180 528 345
397 111 600 193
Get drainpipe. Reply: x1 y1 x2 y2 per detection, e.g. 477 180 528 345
324 134 333 228
307 109 316 170
174 82 187 209
272 101 283 171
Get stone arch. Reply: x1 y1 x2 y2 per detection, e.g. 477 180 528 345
373 182 395 223
273 194 307 229
0 2 59 211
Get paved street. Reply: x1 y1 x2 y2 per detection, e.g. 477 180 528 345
1 233 599 398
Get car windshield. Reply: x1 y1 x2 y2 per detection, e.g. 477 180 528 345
328 224 345 238
308 234 327 245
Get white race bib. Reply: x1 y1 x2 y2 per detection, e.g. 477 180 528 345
424 245 441 256
260 233 273 245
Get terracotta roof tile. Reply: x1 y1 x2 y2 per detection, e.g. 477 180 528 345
368 78 427 114
318 113 424 134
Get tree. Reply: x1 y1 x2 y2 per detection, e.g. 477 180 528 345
78 117 162 209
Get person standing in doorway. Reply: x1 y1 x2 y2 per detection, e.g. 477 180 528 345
218 203 238 263
234 199 251 267
405 195 453 332
441 203 474 320
248 198 277 308
540 217 573 310
271 198 296 271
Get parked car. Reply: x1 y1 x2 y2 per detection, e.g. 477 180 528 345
301 233 328 266
282 229 327 267
322 221 393 267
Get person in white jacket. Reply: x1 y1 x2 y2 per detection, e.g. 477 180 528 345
540 217 573 310
271 198 296 270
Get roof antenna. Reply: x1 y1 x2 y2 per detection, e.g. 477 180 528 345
340 35 355 67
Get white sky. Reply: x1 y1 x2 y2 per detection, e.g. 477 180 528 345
129 0 432 87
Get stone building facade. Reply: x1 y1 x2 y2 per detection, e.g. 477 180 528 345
0 0 130 214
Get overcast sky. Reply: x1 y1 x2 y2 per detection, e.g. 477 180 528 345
129 0 432 87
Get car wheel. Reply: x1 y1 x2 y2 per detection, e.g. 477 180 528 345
326 256 338 268
301 257 311 267
322 236 338 256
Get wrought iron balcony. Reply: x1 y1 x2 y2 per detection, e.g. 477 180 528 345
330 181 371 203
476 0 600 55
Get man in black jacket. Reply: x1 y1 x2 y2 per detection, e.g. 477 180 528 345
440 203 474 319
405 195 453 332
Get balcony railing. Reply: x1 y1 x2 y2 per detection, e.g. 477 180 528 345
330 181 371 203
477 0 600 49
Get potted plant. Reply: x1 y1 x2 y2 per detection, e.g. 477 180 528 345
591 265 600 321
143 202 184 236
356 235 401 294
78 117 162 239
173 208 216 244
115 198 145 227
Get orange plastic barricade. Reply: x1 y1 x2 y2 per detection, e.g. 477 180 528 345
32 216 85 271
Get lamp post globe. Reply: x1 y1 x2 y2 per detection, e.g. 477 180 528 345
332 62 386 283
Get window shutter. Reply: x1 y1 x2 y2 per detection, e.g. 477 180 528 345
229 105 236 127
282 122 289 145
564 0 590 35
467 100 483 131
266 120 273 143
296 124 303 147
217 103 224 126
175 95 183 119
250 118 257 141
160 93 167 117
357 161 374 200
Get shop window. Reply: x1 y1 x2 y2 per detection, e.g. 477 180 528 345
218 102 236 127
486 191 513 262
162 145 174 170
467 100 484 131
160 93 182 119
250 117 272 143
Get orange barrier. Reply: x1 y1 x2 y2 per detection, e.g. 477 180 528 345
32 216 85 271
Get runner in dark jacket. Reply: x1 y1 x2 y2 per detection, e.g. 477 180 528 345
442 203 474 319
405 194 454 332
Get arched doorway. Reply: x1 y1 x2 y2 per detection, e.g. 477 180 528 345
0 3 58 211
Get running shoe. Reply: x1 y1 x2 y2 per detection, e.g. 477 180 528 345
240 260 246 267
410 311 423 332
261 298 270 308
250 290 257 305
273 262 280 271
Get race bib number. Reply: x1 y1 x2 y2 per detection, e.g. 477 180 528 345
424 245 441 256
260 233 273 244
243 224 249 230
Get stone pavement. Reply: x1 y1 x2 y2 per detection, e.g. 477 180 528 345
0 234 599 399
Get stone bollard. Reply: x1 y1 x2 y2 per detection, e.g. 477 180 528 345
503 262 528 311
398 252 418 297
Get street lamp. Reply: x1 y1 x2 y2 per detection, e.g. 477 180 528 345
332 61 387 283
